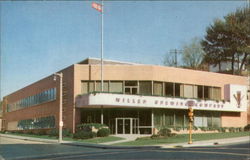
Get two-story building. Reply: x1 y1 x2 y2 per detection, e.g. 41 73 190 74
2 58 249 134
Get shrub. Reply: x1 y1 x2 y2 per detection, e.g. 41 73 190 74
26 130 34 135
77 123 107 132
158 128 175 137
48 128 72 137
150 134 160 139
193 126 198 131
199 127 208 131
73 131 97 139
173 127 181 132
37 130 47 135
48 129 58 137
244 124 250 131
97 128 110 137
217 127 226 133
62 129 73 137
229 127 236 132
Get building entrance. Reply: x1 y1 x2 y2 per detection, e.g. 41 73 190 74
115 118 139 134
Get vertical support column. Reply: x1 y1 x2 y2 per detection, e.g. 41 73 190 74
123 119 125 135
130 118 132 134
101 106 104 124
115 118 117 135
151 81 154 96
151 109 154 135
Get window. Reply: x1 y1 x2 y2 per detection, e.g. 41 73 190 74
204 86 209 99
198 85 203 99
153 82 163 96
17 116 55 130
89 82 94 93
212 87 221 100
7 88 57 112
165 82 174 96
125 81 138 94
81 82 88 94
96 81 109 92
139 81 152 95
110 81 123 93
175 83 181 97
183 84 197 98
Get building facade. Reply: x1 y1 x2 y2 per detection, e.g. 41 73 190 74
2 58 249 134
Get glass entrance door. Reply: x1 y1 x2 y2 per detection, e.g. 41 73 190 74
115 118 139 134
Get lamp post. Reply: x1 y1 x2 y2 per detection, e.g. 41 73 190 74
54 72 63 143
187 100 194 144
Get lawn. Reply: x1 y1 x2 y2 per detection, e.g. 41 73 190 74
3 132 124 144
115 132 250 146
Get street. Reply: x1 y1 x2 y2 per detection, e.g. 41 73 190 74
0 136 249 160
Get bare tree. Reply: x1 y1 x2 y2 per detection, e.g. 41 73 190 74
182 37 205 69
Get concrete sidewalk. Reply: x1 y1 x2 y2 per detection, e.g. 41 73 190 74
160 136 250 148
1 133 249 149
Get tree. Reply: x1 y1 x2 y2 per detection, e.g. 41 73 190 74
182 37 205 69
202 7 250 75
163 52 177 67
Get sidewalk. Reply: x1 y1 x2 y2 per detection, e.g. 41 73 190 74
1 133 249 149
160 136 250 148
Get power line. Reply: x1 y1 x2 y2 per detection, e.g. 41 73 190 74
169 49 183 67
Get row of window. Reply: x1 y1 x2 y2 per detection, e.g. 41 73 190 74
17 116 55 130
7 88 56 112
154 109 221 128
81 81 221 101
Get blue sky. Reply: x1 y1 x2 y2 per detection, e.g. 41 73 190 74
0 1 247 99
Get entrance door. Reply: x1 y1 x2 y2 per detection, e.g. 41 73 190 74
115 118 139 134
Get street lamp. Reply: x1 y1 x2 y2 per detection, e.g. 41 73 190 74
53 72 63 143
187 100 194 144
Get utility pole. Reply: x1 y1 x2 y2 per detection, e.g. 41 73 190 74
170 49 183 67
54 72 63 143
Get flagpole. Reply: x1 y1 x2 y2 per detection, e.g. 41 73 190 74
101 0 104 92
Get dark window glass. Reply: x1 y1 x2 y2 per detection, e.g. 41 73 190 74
175 83 181 97
165 82 174 96
198 85 203 99
204 86 209 99
139 81 152 95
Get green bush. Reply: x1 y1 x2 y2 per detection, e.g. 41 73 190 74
25 130 33 134
97 128 110 137
193 126 198 131
173 127 181 132
199 127 208 131
229 127 236 132
217 127 226 133
62 129 73 137
37 130 47 135
158 128 175 137
48 129 58 137
48 128 72 137
73 131 97 139
244 124 250 131
150 134 160 139
77 123 107 132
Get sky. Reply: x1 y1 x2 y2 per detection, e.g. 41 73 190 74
0 0 248 99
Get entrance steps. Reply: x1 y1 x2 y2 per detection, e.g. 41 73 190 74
101 134 151 145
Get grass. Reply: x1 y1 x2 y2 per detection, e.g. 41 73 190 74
66 136 124 144
115 132 250 146
3 132 124 144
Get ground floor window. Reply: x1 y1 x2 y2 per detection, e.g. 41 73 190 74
154 109 221 129
80 108 222 134
7 116 55 130
80 108 152 134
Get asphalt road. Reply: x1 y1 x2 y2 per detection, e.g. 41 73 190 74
0 136 249 160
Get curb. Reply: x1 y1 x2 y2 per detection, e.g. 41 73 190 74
62 141 161 149
0 134 59 144
0 134 160 149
